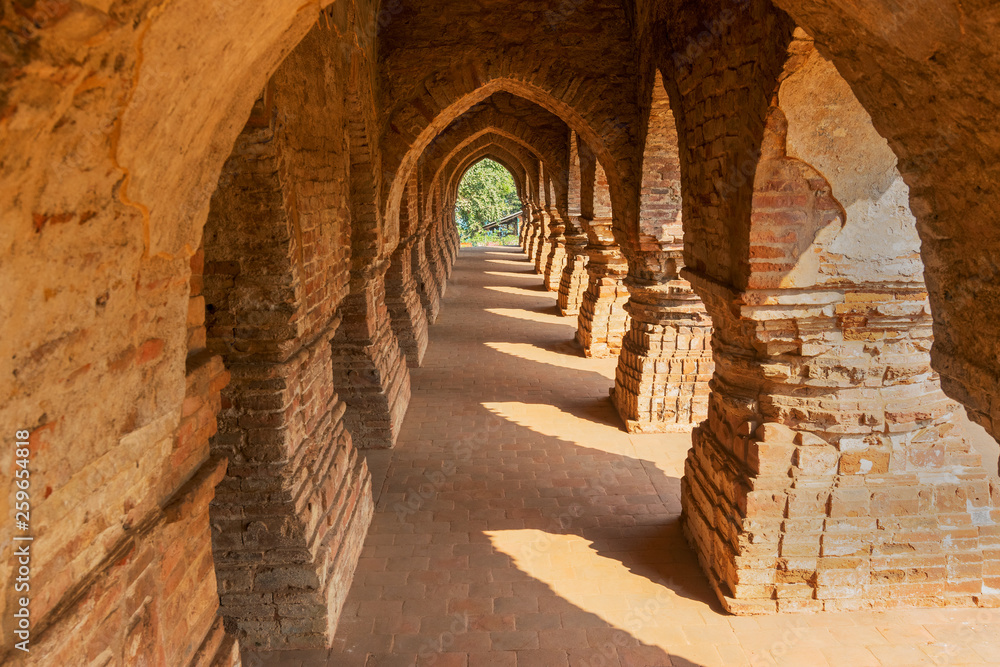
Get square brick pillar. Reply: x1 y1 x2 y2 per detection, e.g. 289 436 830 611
330 260 412 449
681 272 1000 614
426 226 448 299
385 236 429 367
413 229 442 324
524 220 537 257
525 208 542 266
612 274 713 432
577 218 630 358
210 321 374 649
533 210 551 274
556 216 590 316
543 214 569 292
437 222 456 279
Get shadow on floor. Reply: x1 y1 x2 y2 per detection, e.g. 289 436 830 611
244 247 710 667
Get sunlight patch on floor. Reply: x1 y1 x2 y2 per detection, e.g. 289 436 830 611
484 341 614 376
485 258 531 265
627 430 693 481
485 529 710 661
485 306 565 326
483 285 548 298
484 270 539 279
482 401 635 455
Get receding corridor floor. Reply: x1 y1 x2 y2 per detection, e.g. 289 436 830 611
247 247 1000 667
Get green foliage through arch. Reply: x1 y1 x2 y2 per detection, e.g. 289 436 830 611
455 159 520 245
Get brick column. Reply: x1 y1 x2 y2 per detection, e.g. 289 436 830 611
426 225 448 298
437 222 454 280
577 218 630 357
448 221 459 265
612 270 713 432
412 229 441 324
525 208 542 265
330 260 412 449
532 209 551 274
556 216 590 316
385 236 429 367
524 206 539 262
211 325 373 648
681 272 1000 614
542 213 568 291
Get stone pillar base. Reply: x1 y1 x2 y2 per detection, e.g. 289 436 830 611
612 278 713 432
577 276 630 357
557 229 589 316
681 271 1000 614
557 256 589 317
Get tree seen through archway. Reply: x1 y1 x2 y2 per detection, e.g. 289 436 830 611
455 159 520 245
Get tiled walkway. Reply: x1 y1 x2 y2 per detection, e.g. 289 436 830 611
246 247 1000 667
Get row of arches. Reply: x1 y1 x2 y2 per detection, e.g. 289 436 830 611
4 0 1000 662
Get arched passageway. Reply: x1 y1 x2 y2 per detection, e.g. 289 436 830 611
7 0 1000 663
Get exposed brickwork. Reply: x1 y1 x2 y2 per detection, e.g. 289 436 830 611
425 223 449 300
331 265 412 451
7 0 1000 657
613 277 713 431
577 218 631 358
613 70 714 432
412 227 442 324
542 221 569 293
384 182 430 368
771 0 1000 450
539 171 567 292
202 26 375 650
556 133 591 316
385 238 430 368
575 148 630 357
212 333 373 645
556 243 590 316
532 209 552 275
682 46 1000 614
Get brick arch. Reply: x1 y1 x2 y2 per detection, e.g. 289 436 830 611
419 99 569 218
444 145 532 215
654 0 795 291
382 75 635 246
431 140 534 241
435 133 542 215
417 93 568 200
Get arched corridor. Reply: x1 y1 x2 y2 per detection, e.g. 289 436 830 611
241 247 1000 667
8 0 1000 663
